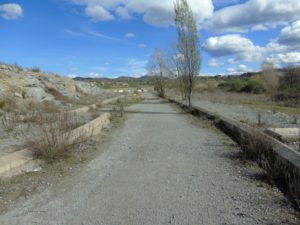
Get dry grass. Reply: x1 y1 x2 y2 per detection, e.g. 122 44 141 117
1 112 17 132
46 87 73 104
113 98 124 117
25 111 85 163
1 96 18 113
241 132 300 209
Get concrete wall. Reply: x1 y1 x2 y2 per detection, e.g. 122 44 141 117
169 98 300 202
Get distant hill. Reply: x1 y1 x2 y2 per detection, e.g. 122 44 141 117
74 75 153 83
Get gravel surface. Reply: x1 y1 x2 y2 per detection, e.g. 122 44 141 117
191 98 300 129
0 93 299 225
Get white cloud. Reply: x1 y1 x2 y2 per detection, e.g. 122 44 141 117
228 58 237 64
85 5 114 21
226 64 253 75
277 20 300 45
70 0 214 27
116 6 131 19
266 52 300 67
267 20 300 53
63 28 119 41
85 29 120 41
138 43 147 48
125 32 135 38
239 64 252 72
202 34 264 62
63 29 85 37
205 0 300 33
124 58 146 75
251 24 268 32
67 73 78 78
208 58 223 68
0 3 22 20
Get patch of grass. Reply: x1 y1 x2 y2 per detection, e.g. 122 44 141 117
0 100 5 109
244 102 300 116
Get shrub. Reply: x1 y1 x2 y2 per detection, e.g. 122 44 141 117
220 79 265 94
26 111 84 163
240 80 265 94
114 98 124 117
30 67 41 73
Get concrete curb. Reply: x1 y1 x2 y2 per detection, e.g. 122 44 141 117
168 98 300 183
0 113 111 178
70 95 126 114
70 104 97 114
101 95 126 105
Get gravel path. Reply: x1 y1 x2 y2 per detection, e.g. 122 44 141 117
0 93 298 225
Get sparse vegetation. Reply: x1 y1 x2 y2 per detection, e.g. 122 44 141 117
1 112 16 133
114 98 125 117
12 63 23 72
30 67 41 73
25 111 84 163
240 131 300 208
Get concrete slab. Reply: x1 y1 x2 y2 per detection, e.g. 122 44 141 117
265 128 300 142
0 149 33 177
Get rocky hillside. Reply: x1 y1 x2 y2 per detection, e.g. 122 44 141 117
0 63 111 111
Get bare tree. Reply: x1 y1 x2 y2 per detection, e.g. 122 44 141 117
148 48 169 98
174 0 201 108
261 62 278 98
280 66 300 91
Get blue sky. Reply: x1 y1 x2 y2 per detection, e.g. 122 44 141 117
1 0 300 77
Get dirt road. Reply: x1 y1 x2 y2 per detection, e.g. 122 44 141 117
0 93 298 225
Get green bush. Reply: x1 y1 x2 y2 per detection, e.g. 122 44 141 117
240 80 265 94
231 80 245 92
220 79 265 94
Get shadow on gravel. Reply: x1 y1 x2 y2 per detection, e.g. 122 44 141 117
221 151 270 182
222 148 300 211
220 151 244 161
